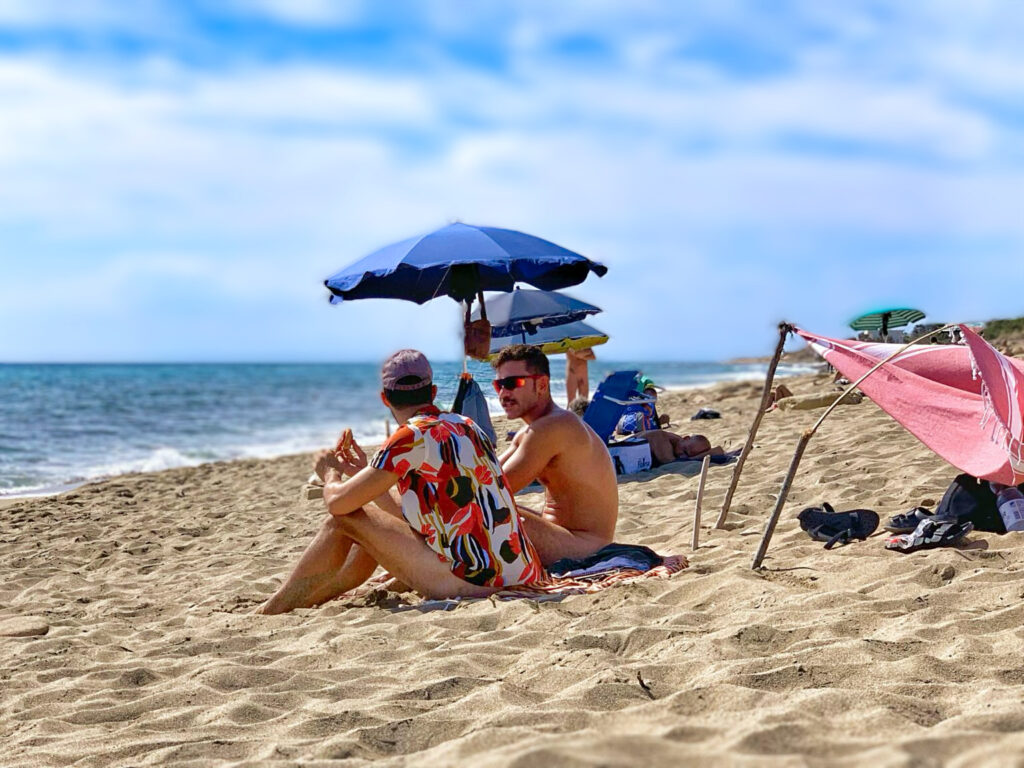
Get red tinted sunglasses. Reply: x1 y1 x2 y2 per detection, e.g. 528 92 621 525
492 374 545 393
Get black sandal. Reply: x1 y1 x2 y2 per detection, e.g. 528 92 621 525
798 503 880 550
884 506 935 533
885 518 973 553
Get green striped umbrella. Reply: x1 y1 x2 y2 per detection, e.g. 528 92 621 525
849 307 925 332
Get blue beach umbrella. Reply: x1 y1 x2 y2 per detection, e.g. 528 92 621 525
471 288 602 338
325 223 607 305
486 320 609 361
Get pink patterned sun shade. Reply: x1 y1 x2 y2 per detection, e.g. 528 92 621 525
797 325 1024 484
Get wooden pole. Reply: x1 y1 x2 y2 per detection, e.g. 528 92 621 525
715 322 793 529
692 454 711 550
750 323 957 569
751 432 811 568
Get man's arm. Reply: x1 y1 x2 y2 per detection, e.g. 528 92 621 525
322 465 400 517
500 425 559 493
370 487 403 516
316 433 404 516
497 425 526 465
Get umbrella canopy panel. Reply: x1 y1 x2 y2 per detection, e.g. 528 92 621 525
486 320 609 362
849 307 926 331
325 223 607 305
472 288 601 337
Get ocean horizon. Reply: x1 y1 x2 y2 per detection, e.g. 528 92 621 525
0 359 819 498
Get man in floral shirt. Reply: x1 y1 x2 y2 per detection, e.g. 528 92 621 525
260 349 544 614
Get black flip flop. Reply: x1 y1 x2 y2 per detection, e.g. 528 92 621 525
798 503 880 550
885 518 973 554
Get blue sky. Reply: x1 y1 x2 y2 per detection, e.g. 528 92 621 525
1 1 1022 362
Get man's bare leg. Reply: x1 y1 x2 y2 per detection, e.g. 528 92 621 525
518 507 609 566
259 516 380 615
333 507 498 600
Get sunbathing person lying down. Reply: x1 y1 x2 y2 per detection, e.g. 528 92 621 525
639 430 725 466
569 396 724 467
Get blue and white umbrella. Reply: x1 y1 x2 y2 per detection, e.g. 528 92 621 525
471 288 601 338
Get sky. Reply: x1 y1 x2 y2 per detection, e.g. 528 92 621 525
1 1 1022 362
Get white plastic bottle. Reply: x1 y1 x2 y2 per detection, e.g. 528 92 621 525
994 484 1024 533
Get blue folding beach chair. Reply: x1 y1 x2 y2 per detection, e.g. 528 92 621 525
582 370 656 443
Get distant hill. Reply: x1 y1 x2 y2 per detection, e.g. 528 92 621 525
727 343 821 365
781 344 821 363
981 317 1024 357
728 316 1024 364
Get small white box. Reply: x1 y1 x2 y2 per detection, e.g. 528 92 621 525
608 437 652 474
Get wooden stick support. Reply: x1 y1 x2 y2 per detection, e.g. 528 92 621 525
716 322 792 529
751 432 810 568
692 454 711 550
749 322 959 570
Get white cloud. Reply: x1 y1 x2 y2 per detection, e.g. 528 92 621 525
188 67 435 125
1 50 1020 245
1 2 1023 360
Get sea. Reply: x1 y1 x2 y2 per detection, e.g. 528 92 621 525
0 359 818 498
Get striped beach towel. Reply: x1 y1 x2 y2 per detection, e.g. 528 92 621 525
351 553 689 611
491 553 688 601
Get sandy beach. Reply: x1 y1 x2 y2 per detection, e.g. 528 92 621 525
5 371 1024 767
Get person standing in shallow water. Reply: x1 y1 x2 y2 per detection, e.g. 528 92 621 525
259 349 544 615
494 344 618 566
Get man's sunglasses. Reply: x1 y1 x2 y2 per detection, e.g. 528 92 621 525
492 374 545 393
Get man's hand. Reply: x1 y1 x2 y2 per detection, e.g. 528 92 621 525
335 428 368 475
313 428 372 484
313 449 341 482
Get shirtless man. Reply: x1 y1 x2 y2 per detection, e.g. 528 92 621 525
565 347 595 405
494 344 617 565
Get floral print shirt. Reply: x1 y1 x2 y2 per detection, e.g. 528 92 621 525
371 405 544 587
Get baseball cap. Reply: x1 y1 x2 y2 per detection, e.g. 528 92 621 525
381 349 433 390
637 374 661 394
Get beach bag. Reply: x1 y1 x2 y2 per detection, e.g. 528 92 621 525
463 318 491 360
451 375 497 446
935 473 1006 534
463 297 492 360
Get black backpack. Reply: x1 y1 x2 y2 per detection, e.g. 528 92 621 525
935 473 1007 534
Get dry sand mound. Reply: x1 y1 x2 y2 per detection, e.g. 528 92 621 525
5 373 1024 766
